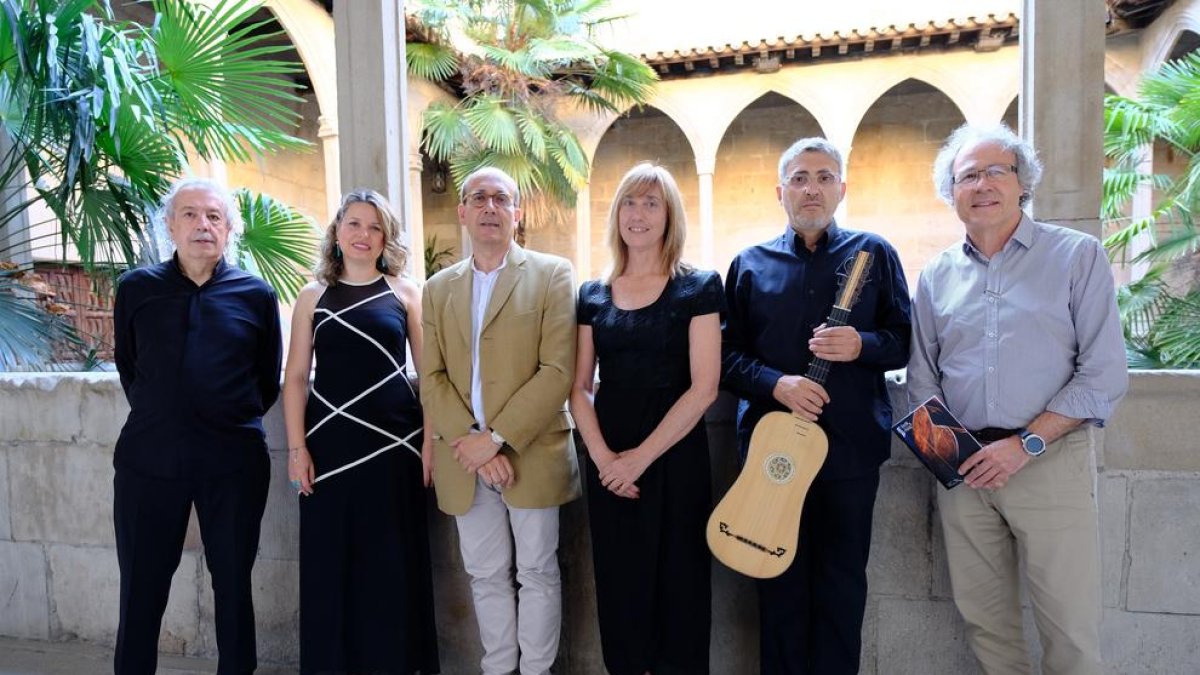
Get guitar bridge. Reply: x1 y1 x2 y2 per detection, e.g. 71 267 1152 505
718 522 787 557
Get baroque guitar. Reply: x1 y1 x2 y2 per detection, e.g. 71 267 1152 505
707 250 873 578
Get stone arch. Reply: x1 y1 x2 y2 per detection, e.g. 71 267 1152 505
1143 1 1200 72
711 92 825 276
845 62 1011 132
262 0 336 125
212 1 331 224
1168 28 1200 61
847 79 967 287
586 106 699 280
704 85 830 165
1003 96 1018 130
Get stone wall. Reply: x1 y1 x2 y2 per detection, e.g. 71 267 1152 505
0 372 1197 674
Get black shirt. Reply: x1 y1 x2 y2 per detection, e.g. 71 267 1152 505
113 256 283 479
721 223 912 479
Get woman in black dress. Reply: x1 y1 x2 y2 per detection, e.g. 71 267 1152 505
571 163 722 675
282 190 439 674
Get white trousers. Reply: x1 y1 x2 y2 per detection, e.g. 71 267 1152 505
455 475 561 675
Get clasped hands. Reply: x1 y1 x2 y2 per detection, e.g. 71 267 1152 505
451 430 515 488
593 447 648 500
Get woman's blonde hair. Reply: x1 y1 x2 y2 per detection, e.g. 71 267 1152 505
315 189 409 286
604 162 690 283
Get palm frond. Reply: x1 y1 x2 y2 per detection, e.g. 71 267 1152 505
421 102 474 161
463 96 522 155
406 42 458 82
0 277 78 369
1150 290 1200 367
234 189 317 303
150 0 310 161
527 37 597 64
408 0 656 226
514 107 548 162
585 50 657 106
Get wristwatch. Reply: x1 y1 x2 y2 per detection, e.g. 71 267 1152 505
489 428 506 447
1018 429 1046 457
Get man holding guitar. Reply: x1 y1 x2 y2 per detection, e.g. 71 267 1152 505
909 124 1127 675
722 137 912 674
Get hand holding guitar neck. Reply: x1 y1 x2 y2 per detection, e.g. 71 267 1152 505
772 375 829 421
809 322 863 362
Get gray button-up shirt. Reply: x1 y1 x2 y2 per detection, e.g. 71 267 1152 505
907 215 1128 430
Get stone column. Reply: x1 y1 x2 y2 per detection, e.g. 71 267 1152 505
406 152 427 280
696 158 715 269
575 185 591 279
332 1 405 213
1129 152 1154 282
1020 0 1105 236
318 115 341 224
0 132 32 268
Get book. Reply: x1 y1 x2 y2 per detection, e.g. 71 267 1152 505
892 395 982 489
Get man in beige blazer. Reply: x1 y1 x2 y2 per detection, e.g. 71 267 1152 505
421 167 580 675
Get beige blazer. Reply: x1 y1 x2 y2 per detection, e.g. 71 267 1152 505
420 244 581 516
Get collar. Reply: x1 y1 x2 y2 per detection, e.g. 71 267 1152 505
785 221 840 256
471 255 508 277
961 213 1035 260
170 253 229 284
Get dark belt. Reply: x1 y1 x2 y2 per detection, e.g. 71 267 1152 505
970 427 1021 443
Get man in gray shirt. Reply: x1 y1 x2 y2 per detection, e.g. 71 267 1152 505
908 124 1127 675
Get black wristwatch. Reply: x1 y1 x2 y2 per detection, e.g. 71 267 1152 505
1018 429 1046 457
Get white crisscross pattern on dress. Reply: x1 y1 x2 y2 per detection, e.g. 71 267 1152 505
307 287 422 484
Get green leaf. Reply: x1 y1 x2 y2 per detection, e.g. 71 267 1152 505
421 102 474 161
406 42 458 82
514 108 548 161
0 277 79 369
407 0 656 228
464 96 522 155
1150 290 1200 367
150 0 310 162
234 188 318 303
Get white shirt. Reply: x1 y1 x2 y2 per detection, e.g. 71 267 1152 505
470 256 508 430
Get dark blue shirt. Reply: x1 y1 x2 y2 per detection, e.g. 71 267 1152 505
113 256 283 479
721 224 912 479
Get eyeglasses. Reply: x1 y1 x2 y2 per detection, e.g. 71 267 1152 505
953 164 1018 186
783 171 840 188
463 191 515 209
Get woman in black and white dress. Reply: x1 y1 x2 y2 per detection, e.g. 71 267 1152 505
283 190 439 674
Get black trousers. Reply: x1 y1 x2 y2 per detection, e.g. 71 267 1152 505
113 453 270 675
757 471 880 675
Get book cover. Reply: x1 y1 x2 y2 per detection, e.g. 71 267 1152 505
892 395 982 489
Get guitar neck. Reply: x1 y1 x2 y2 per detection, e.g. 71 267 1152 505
804 306 851 386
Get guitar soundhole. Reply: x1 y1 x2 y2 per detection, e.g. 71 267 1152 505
764 453 796 484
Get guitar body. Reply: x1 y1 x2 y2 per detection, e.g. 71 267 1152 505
707 411 828 578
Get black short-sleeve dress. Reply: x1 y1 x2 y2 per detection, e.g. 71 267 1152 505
577 268 724 675
300 276 440 674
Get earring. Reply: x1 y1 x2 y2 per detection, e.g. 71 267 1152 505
334 243 343 260
376 256 388 273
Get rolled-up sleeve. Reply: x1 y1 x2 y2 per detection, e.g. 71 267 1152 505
1046 238 1128 423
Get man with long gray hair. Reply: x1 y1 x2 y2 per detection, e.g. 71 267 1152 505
112 177 282 674
909 124 1127 674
